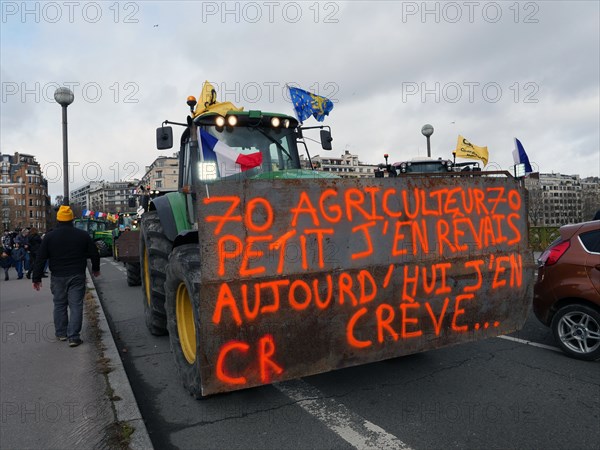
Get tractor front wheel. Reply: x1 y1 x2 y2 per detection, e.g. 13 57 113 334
165 244 203 398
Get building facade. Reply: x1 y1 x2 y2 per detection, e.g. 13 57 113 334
308 150 378 178
70 181 102 213
525 172 600 226
70 180 139 213
581 177 600 221
0 152 51 232
140 154 179 192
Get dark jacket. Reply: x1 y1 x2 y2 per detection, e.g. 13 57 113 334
32 222 100 282
28 233 42 256
10 247 25 262
0 253 12 269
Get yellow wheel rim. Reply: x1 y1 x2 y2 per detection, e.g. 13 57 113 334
176 282 197 364
143 247 151 306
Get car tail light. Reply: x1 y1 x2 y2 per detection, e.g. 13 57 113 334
539 240 570 266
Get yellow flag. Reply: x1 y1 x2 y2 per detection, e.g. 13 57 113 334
453 135 489 166
192 81 243 118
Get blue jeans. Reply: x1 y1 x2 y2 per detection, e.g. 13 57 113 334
14 260 23 278
50 274 86 340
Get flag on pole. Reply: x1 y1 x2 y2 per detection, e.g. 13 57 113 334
198 129 263 177
288 86 334 122
453 135 489 166
192 81 244 118
512 138 533 174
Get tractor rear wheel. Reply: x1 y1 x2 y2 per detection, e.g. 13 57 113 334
141 211 171 335
95 239 111 257
126 262 141 286
165 244 203 398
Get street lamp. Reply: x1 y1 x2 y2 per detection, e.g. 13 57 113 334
54 87 74 206
421 124 434 158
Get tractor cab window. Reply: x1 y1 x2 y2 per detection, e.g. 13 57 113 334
203 125 300 179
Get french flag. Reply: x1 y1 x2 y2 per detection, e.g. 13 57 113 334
198 129 262 177
512 138 533 174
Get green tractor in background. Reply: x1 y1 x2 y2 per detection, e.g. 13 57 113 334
74 218 114 257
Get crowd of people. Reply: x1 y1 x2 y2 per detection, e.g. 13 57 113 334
1 228 47 281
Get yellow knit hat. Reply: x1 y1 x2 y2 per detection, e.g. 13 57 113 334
57 205 74 222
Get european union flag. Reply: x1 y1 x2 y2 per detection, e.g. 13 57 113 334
288 86 334 122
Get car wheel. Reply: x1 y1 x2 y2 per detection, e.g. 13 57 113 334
551 304 600 361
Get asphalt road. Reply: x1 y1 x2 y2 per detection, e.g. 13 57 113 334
94 258 600 450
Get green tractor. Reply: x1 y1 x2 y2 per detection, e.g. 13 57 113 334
140 92 336 396
140 89 534 398
74 218 114 257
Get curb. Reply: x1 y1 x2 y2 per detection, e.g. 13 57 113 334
86 272 154 450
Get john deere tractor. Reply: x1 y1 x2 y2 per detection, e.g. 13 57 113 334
139 90 335 392
74 218 114 257
139 87 534 398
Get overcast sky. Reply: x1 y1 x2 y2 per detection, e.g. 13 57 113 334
1 1 599 199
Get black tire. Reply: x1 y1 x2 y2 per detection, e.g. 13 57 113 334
95 240 111 257
126 262 141 286
140 211 171 335
165 244 203 398
551 304 600 361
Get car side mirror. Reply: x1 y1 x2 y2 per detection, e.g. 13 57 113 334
156 126 173 150
320 129 333 150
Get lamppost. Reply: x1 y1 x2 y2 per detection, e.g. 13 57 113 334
54 87 74 206
421 124 434 158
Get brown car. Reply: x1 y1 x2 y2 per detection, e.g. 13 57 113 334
533 220 600 361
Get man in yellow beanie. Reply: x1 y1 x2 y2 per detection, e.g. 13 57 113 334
32 205 101 347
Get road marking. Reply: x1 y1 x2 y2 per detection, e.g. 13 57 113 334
107 260 127 273
275 379 411 450
498 335 561 352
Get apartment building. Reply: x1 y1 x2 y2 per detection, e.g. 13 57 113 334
525 172 599 226
0 152 51 232
309 150 378 178
140 154 179 192
70 180 139 213
70 181 103 213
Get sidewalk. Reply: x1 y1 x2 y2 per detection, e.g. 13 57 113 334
0 269 152 449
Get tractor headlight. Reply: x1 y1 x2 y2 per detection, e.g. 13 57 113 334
215 116 226 127
227 115 238 126
271 117 280 127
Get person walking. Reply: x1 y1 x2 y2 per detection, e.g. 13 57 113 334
1 249 12 281
32 206 101 347
11 242 25 279
14 228 30 273
1 229 13 250
26 228 42 279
